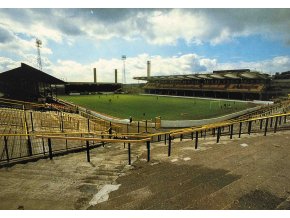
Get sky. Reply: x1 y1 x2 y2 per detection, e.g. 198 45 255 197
0 8 290 83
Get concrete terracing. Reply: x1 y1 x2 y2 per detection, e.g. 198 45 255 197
1 130 290 209
0 142 146 209
88 131 290 210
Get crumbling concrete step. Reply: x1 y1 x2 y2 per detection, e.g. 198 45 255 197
90 162 240 210
144 169 239 209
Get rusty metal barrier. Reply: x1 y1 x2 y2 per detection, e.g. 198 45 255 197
1 99 290 167
166 112 290 157
0 131 152 167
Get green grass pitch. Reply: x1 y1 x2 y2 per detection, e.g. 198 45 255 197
59 94 255 120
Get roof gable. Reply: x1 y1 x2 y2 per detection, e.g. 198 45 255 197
0 63 65 84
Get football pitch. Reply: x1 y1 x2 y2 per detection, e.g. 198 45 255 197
59 94 255 120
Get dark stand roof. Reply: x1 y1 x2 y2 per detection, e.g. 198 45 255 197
0 63 65 84
213 69 250 74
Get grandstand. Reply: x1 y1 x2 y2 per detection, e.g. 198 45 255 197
64 82 122 95
134 69 290 101
269 71 290 98
0 63 65 102
0 63 123 102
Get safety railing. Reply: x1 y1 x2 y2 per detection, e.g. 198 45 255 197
1 99 289 167
0 131 151 167
38 135 151 165
0 111 289 167
165 112 290 156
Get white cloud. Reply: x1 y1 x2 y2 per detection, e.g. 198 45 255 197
1 53 290 83
0 57 21 71
210 28 232 45
145 10 206 45
45 58 123 83
34 54 290 83
40 54 210 83
215 56 290 74
0 9 289 86
0 23 52 60
1 9 290 48
0 10 63 43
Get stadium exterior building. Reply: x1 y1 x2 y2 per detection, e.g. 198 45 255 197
134 69 290 101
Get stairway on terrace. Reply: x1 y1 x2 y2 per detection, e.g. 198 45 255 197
0 139 147 209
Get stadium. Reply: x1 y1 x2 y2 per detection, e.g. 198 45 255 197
0 60 290 210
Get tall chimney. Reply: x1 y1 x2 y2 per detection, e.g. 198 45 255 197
93 68 97 83
147 61 151 78
115 69 118 83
